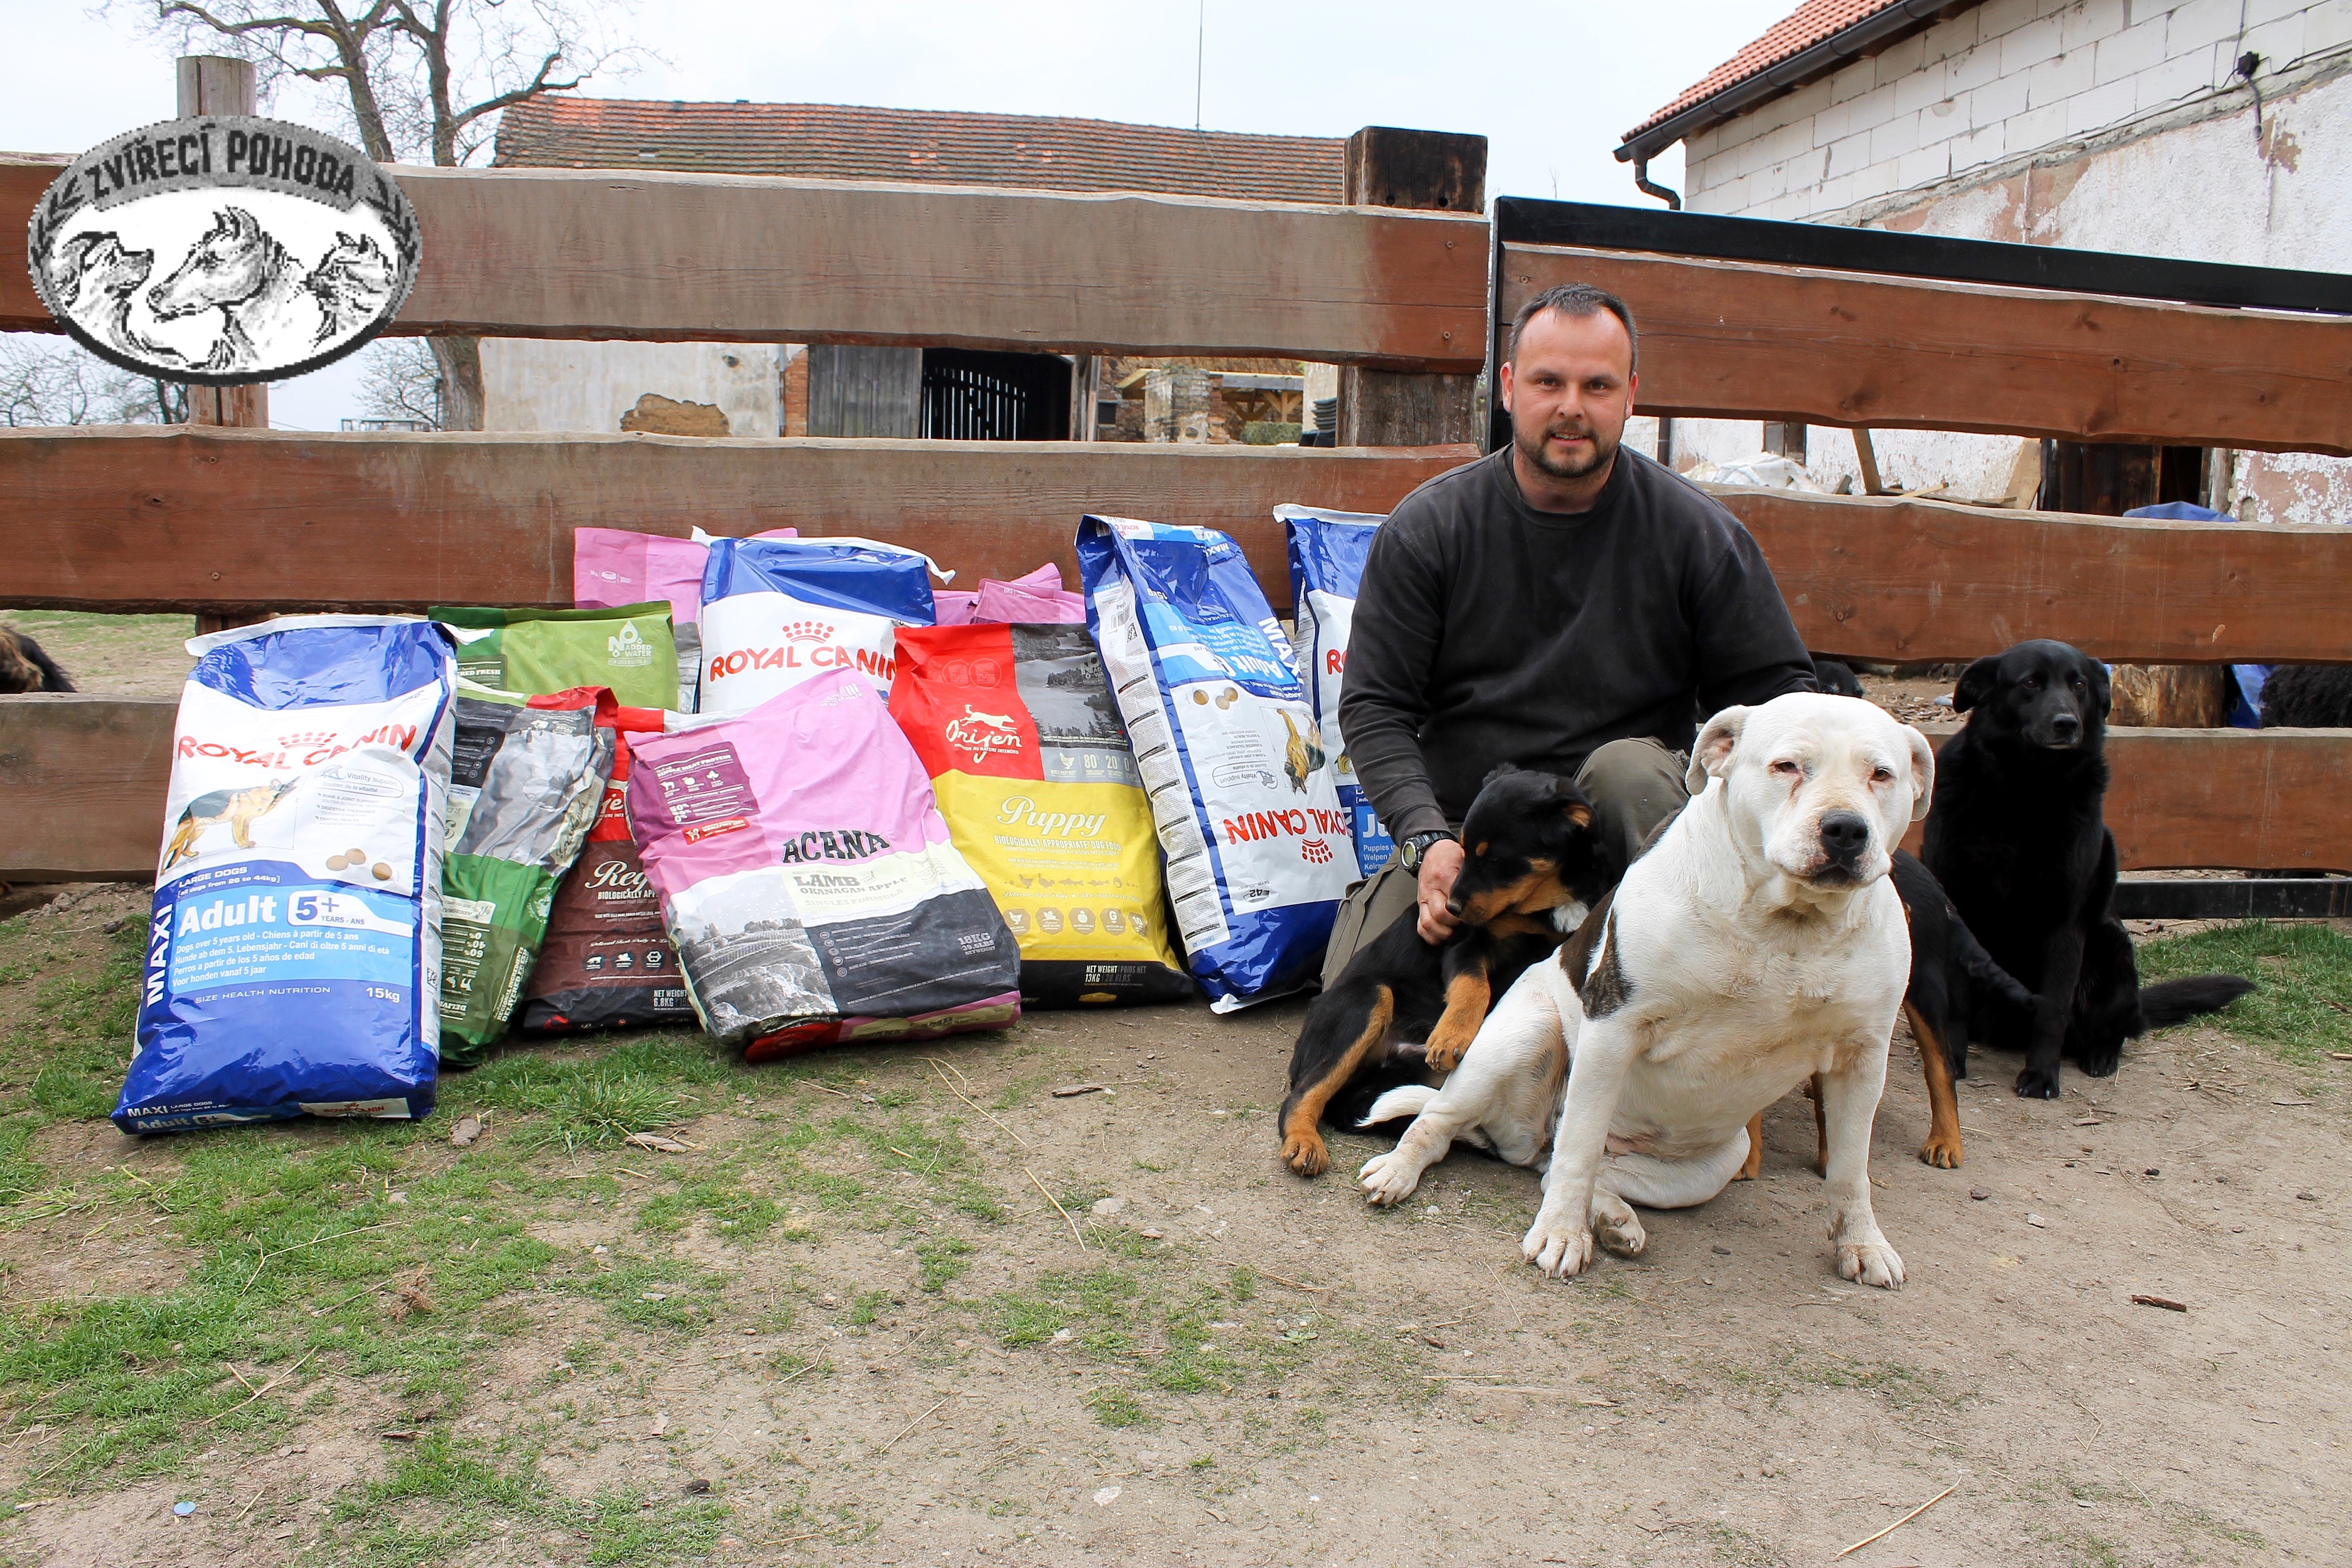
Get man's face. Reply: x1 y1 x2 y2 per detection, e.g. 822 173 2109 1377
1500 308 1637 482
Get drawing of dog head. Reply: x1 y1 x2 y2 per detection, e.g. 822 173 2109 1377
302 230 396 345
53 232 154 315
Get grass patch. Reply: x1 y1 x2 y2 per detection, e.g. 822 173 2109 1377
2137 922 2350 1066
916 1235 975 1292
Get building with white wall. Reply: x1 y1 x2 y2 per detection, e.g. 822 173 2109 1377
1616 0 2350 525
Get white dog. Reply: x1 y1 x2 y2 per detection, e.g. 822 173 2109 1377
1359 693 1932 1289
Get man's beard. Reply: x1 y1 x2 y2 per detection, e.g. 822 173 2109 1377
1515 418 1619 481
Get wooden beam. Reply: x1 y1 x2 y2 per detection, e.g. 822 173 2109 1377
0 695 175 882
1500 243 2352 456
1719 486 2352 665
1340 127 1486 447
0 428 1474 616
10 701 2342 884
0 160 1488 372
10 429 2351 663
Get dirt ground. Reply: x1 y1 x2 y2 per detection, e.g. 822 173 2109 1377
0 611 195 700
0 880 2343 1568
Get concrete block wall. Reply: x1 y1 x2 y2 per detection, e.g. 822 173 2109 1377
1682 0 2345 220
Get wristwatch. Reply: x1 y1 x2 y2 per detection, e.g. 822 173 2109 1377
1397 830 1456 872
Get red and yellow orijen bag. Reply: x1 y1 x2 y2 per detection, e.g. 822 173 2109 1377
890 624 1194 1007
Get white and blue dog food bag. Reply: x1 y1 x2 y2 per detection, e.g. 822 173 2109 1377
696 535 940 714
115 616 458 1133
1278 503 1393 878
1077 516 1353 1011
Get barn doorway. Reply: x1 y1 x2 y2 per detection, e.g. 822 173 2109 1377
919 350 1071 441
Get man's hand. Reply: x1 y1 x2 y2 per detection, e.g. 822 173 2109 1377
1414 838 1465 944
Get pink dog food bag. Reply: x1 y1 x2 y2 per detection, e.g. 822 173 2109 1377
972 563 1086 625
626 669 1022 1059
572 527 797 710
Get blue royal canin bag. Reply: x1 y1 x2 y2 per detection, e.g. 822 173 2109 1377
1279 504 1394 879
116 617 458 1133
696 536 939 714
1077 516 1354 1011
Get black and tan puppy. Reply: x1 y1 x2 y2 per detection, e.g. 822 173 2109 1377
1278 765 1608 1177
1923 639 2252 1099
0 627 73 694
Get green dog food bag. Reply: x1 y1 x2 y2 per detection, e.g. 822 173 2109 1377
432 603 678 709
438 682 615 1060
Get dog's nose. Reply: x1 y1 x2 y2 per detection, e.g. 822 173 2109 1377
1818 810 1871 863
1444 896 1465 919
2050 712 2081 738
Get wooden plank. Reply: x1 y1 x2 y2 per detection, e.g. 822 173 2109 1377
0 695 173 882
12 429 2351 663
0 428 1474 616
1500 243 2352 456
9 702 2342 883
1715 486 2352 665
1890 728 2352 875
1 160 1488 371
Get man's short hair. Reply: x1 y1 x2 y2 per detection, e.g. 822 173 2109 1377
1510 282 1638 377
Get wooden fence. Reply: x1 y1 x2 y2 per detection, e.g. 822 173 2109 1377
2 156 2348 891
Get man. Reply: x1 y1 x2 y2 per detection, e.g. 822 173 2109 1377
1324 282 1816 983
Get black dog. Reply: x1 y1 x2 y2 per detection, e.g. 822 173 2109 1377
1810 655 1865 698
1278 765 1609 1177
2259 665 2352 728
1923 640 2252 1099
0 627 73 694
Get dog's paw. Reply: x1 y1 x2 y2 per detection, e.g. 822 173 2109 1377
1280 1131 1330 1178
1359 1150 1420 1207
1522 1208 1597 1279
2014 1066 2062 1100
1837 1239 1906 1289
1918 1130 1963 1169
1422 1038 1467 1074
1590 1196 1647 1259
2075 1043 2123 1078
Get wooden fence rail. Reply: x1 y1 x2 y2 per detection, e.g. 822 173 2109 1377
7 429 2351 665
1500 243 2352 455
0 160 1490 371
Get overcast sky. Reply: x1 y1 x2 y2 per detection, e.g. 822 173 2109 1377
7 0 1785 429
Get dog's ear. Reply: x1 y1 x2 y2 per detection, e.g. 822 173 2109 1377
1904 725 1936 823
1684 706 1749 794
1480 760 1523 791
2087 658 2112 720
1952 655 2001 715
1553 782 1594 831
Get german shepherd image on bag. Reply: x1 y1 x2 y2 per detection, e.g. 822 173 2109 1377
161 778 297 870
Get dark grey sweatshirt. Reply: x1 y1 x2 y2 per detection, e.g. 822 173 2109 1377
1337 445 1816 840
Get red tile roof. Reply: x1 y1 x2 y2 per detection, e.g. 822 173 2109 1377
494 97 1346 204
1627 0 1952 141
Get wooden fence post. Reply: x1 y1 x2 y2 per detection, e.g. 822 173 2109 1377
176 57 270 433
1337 127 1485 448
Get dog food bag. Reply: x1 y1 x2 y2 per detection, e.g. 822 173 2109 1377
1076 516 1355 1011
971 563 1087 625
437 683 614 1062
891 623 1195 1007
696 537 940 714
516 703 695 1035
116 616 458 1132
627 669 1021 1058
934 590 980 627
572 527 797 710
432 602 679 710
1280 504 1393 878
